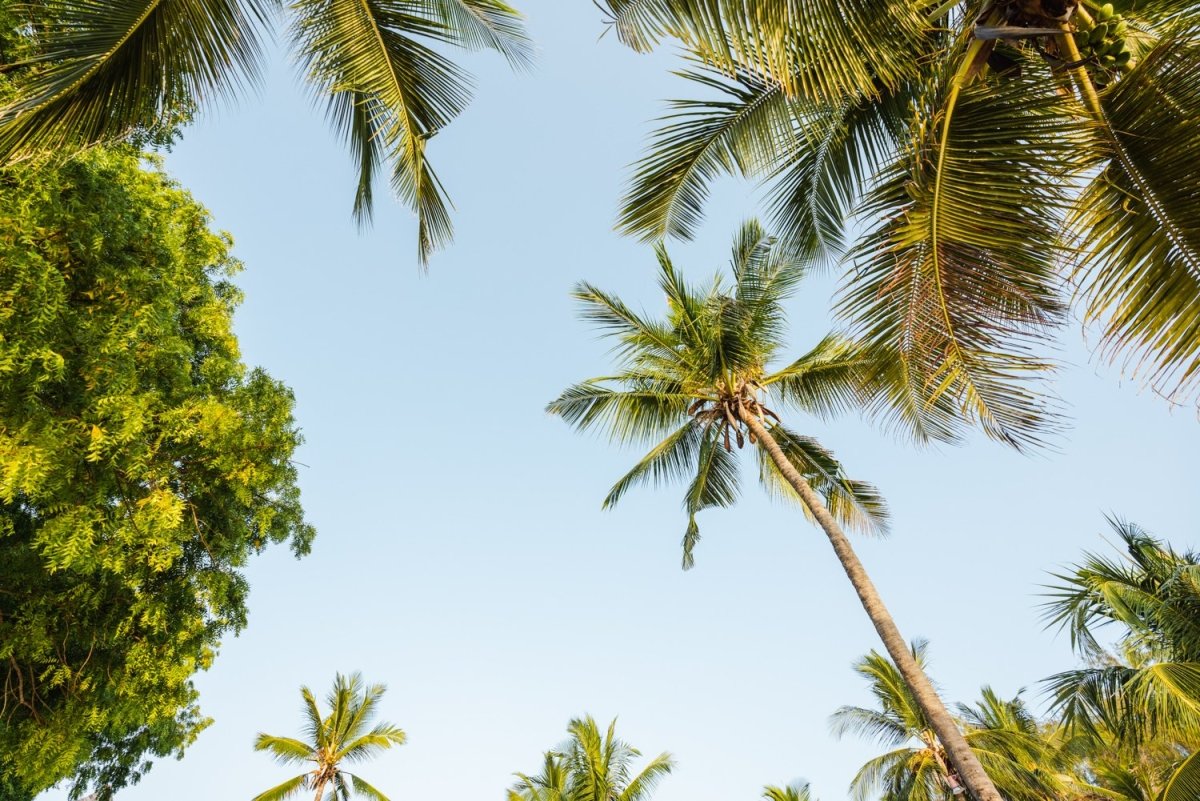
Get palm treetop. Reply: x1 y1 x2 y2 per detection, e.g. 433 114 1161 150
253 672 406 801
548 219 888 568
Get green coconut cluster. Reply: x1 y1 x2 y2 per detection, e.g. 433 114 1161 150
1073 3 1134 75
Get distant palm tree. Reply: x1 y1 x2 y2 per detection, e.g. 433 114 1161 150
547 220 998 800
1045 521 1200 801
762 780 817 801
252 673 406 801
833 644 1065 801
508 716 673 801
0 0 531 263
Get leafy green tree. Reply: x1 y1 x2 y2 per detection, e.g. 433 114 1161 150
508 716 673 801
0 0 531 263
1045 522 1200 801
546 220 998 800
598 0 1200 442
252 673 406 801
833 644 1066 801
0 146 314 799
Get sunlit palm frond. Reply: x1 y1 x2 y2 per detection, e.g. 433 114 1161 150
680 426 739 568
594 0 928 105
1069 22 1200 407
546 381 691 444
619 66 797 241
756 424 888 535
254 734 315 765
617 750 674 801
830 705 911 746
761 780 814 801
347 772 393 801
251 773 311 801
1162 750 1200 801
840 52 1093 451
422 0 533 68
602 421 704 509
0 0 268 160
337 723 408 764
763 335 877 420
290 0 473 263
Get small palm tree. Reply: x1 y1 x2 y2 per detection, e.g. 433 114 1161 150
547 220 998 800
508 715 673 801
1045 521 1200 801
252 673 406 801
833 644 1066 801
762 780 818 801
0 0 531 263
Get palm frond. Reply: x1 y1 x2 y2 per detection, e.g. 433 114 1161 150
840 52 1092 451
593 0 928 105
763 334 877 420
619 66 796 241
337 723 408 763
346 772 393 801
617 751 674 801
0 0 269 160
1161 750 1200 801
602 421 704 509
756 424 889 535
254 734 315 765
546 380 691 444
251 774 311 801
680 426 739 569
1069 22 1200 406
290 0 472 263
761 781 814 801
421 0 533 69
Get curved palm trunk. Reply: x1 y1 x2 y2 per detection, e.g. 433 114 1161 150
739 410 1004 801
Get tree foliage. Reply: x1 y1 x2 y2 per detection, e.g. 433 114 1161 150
0 147 313 798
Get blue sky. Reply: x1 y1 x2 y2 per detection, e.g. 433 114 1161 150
42 2 1200 799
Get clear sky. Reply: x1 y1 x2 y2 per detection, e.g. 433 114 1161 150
40 2 1200 800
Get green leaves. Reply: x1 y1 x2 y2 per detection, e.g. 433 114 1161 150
842 53 1091 450
1070 22 1200 404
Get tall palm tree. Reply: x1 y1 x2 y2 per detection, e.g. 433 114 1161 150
597 0 1200 443
546 220 1000 801
508 715 674 801
1045 521 1200 801
252 673 406 801
0 0 531 263
833 644 1066 801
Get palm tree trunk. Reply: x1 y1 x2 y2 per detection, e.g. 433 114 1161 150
739 409 1004 801
313 779 327 801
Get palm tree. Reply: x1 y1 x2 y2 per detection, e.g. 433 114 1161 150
546 220 1001 801
833 644 1066 801
597 0 1200 443
0 0 531 263
763 780 818 801
508 715 673 801
1044 521 1200 801
252 673 406 801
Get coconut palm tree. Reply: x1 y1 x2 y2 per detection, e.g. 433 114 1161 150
0 0 531 263
1045 521 1200 801
763 780 818 801
546 220 1000 800
833 644 1067 801
252 673 406 801
508 715 673 801
597 0 1200 444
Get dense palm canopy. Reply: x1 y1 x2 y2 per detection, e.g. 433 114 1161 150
508 716 674 801
1045 522 1200 801
252 673 406 801
833 643 1066 801
599 0 1200 447
547 219 888 568
0 0 531 262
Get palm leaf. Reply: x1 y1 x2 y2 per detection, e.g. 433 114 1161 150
0 0 269 159
755 424 889 535
254 734 314 765
680 426 739 569
617 751 674 801
251 774 311 801
602 421 704 509
763 334 877 419
1161 750 1200 801
1069 22 1200 406
840 51 1092 450
422 0 533 68
347 772 393 801
546 380 691 444
289 0 473 263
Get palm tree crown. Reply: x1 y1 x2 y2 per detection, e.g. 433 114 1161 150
547 219 888 568
598 0 1200 442
252 673 406 801
0 0 531 263
508 716 674 801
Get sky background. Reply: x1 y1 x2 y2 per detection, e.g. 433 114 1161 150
41 2 1200 799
